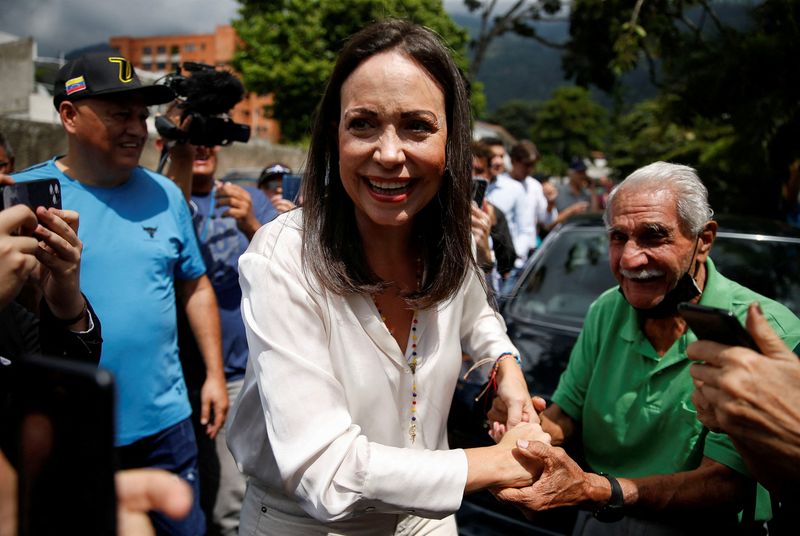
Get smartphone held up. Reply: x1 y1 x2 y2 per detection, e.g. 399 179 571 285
677 302 758 350
0 178 62 212
472 177 488 207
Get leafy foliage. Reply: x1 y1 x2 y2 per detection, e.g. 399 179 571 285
530 86 609 176
488 99 539 140
562 0 800 217
232 0 471 143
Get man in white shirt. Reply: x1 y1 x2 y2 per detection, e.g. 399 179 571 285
482 138 535 267
507 141 557 251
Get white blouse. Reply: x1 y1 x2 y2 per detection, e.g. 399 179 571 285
227 210 519 526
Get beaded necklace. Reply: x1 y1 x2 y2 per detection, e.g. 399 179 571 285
373 258 422 444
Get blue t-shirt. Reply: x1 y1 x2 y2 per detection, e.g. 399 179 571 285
14 158 206 446
191 184 277 381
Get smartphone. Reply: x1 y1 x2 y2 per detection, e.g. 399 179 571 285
12 354 117 535
677 302 758 350
472 177 489 206
281 174 302 203
0 178 62 211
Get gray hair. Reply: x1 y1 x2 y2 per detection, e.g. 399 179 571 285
603 161 713 236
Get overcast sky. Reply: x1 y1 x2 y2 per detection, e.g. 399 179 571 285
1 0 241 58
1 0 468 59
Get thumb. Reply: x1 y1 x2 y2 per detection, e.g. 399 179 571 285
517 439 551 460
747 302 795 360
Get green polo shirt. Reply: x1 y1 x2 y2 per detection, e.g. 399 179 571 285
552 258 800 517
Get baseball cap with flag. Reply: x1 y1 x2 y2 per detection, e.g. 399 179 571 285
53 52 175 110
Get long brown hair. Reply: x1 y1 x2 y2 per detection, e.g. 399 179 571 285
300 19 475 309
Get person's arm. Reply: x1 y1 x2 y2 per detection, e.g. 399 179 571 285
157 104 195 203
162 142 196 203
175 275 228 438
496 445 747 516
459 266 535 428
689 302 800 497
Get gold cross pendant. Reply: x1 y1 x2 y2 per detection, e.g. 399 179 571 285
409 423 417 444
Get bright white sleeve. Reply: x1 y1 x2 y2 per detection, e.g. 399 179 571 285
459 268 519 361
236 219 468 522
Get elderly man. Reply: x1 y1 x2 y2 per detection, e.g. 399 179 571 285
491 162 800 534
13 52 228 534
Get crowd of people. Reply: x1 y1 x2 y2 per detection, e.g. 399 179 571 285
1 17 799 536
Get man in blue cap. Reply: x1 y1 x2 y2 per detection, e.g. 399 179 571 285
13 52 228 535
555 156 600 215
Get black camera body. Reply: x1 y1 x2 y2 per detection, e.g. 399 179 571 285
156 62 251 147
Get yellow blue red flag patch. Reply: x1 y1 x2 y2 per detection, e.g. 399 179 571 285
65 76 86 95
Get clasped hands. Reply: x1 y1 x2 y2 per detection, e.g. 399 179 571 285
487 375 600 515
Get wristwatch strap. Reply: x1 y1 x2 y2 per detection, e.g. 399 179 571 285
593 472 624 522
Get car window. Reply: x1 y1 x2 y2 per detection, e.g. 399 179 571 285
712 235 800 317
509 228 616 323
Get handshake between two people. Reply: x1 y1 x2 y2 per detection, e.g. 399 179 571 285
483 394 601 518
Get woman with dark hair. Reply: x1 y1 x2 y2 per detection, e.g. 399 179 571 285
227 19 546 535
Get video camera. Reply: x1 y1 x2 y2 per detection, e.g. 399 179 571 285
155 62 250 147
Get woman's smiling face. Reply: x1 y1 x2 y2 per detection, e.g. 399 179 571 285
337 50 447 231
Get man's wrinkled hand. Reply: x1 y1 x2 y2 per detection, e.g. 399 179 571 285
494 441 592 513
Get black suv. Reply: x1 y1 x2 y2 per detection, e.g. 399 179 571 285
451 214 800 535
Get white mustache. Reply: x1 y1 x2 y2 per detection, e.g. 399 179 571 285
620 268 665 280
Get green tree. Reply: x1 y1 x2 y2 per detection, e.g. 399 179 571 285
532 86 609 175
488 99 539 140
232 0 471 143
564 0 800 217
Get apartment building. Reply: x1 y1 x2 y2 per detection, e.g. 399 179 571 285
110 25 279 143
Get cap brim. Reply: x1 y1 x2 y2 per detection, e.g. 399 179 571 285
95 84 176 106
56 84 176 108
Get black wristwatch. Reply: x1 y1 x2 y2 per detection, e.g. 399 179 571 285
593 472 625 522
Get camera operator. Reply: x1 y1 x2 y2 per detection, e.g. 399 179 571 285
156 66 275 536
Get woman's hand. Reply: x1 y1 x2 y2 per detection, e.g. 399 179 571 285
465 421 550 493
493 358 535 428
488 395 548 443
492 421 551 448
